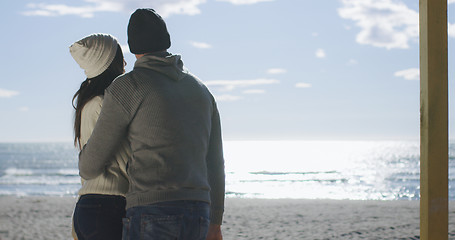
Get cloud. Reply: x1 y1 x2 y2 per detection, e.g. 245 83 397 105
394 68 419 80
296 83 312 88
450 23 455 38
347 59 358 66
0 88 19 98
266 68 287 74
23 0 207 18
315 49 326 58
338 0 419 49
19 107 29 112
216 0 274 5
120 44 130 54
190 41 212 49
243 89 266 94
204 78 279 91
215 94 243 102
23 2 122 18
343 24 352 30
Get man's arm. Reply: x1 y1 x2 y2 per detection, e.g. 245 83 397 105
78 91 130 179
206 224 222 240
206 103 225 226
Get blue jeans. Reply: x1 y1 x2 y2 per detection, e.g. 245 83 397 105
122 200 210 240
74 194 126 240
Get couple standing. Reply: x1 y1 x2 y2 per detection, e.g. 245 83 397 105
69 8 225 240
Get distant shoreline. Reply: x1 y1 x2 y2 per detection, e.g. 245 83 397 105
2 196 455 239
0 139 424 143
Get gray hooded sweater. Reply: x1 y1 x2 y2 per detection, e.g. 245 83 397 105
78 52 225 225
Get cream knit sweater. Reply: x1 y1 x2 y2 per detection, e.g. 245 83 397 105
73 96 131 239
78 96 130 196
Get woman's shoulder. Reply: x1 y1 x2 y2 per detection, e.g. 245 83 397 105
82 96 104 115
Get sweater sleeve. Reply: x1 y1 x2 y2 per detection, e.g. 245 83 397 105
206 102 225 225
78 90 131 180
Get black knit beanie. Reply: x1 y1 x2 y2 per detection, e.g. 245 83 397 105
127 9 171 54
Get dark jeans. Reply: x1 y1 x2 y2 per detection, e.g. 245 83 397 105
122 200 210 240
73 194 126 240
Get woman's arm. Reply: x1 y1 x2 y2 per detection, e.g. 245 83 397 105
206 103 225 226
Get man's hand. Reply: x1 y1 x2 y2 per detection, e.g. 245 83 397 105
206 224 222 240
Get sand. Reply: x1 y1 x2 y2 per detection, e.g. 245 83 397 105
1 196 455 240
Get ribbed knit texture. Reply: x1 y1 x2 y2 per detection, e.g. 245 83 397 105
79 53 225 225
78 96 130 196
69 33 118 78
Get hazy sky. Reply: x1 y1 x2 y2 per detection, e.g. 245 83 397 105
0 0 454 142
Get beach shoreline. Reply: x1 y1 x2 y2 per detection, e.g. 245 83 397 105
2 196 455 239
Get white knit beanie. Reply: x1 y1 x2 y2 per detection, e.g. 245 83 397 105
69 33 119 78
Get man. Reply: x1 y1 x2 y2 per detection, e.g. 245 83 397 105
78 8 225 240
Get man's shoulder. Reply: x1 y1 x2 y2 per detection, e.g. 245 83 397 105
108 71 139 92
112 71 133 84
112 68 157 85
106 71 149 110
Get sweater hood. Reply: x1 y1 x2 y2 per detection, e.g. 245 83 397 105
133 52 187 81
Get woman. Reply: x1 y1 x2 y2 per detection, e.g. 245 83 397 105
69 33 130 240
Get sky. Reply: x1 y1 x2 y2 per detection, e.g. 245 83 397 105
0 0 454 142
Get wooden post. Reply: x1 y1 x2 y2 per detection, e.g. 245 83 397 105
419 0 448 239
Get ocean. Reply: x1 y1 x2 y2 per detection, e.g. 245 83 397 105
0 140 453 200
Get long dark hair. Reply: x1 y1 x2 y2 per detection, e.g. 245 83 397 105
72 44 124 148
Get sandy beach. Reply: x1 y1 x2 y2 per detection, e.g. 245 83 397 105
1 196 455 240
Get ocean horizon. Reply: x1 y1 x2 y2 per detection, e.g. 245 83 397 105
0 140 453 200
